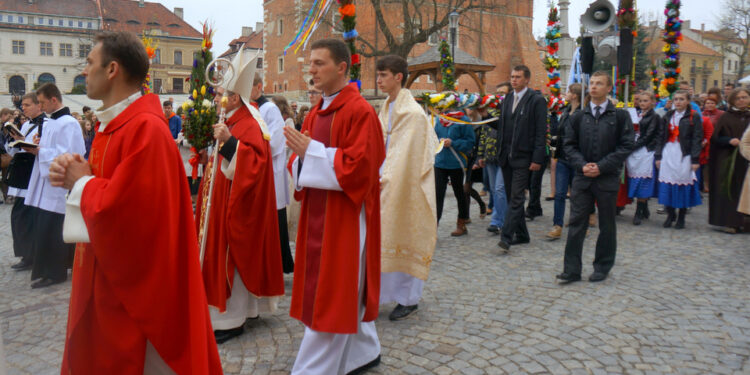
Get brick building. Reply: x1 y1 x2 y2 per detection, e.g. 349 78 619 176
263 0 546 102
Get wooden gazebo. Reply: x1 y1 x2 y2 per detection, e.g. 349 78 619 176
406 46 495 93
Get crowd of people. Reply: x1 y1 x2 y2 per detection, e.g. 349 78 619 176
1 28 749 374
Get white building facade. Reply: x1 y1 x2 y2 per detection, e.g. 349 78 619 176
0 2 100 95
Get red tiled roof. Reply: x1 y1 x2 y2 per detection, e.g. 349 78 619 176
689 28 744 44
0 0 100 18
99 0 201 39
219 32 263 57
646 33 721 57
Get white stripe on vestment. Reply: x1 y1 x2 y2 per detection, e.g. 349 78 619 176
209 268 278 330
380 272 424 306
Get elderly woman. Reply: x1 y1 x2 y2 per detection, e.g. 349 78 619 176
708 88 750 233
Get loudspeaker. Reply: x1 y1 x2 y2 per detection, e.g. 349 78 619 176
618 28 634 75
598 35 618 65
581 0 616 33
581 36 595 75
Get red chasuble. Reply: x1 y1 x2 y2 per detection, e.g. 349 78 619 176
62 94 222 374
288 83 386 334
197 105 284 311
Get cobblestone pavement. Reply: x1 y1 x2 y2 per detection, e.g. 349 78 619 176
1 171 749 374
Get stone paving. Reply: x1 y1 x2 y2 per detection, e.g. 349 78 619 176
1 172 750 374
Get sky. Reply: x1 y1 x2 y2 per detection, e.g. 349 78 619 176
156 0 721 56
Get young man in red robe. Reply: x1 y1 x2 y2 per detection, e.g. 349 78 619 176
284 38 386 375
48 31 222 374
196 49 285 344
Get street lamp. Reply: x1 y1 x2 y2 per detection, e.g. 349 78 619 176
449 11 459 61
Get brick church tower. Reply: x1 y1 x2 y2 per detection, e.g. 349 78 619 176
263 0 545 102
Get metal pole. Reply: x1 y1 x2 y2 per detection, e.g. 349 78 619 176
624 75 630 106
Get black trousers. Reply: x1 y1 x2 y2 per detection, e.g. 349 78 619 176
11 197 35 260
501 166 531 244
526 158 548 217
435 167 468 222
563 180 618 275
277 208 294 274
30 208 73 282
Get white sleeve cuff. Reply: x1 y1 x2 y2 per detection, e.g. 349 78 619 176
63 175 95 243
220 143 239 180
297 140 342 191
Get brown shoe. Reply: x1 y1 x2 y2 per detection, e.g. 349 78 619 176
588 213 597 228
451 219 468 236
546 225 562 240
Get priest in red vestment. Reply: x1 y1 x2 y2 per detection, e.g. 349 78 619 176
49 32 222 374
284 38 385 375
196 49 285 344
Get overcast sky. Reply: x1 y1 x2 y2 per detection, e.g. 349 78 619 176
156 0 720 57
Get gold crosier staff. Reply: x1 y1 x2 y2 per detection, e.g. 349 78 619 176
198 57 234 266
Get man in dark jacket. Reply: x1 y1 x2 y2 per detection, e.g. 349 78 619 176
496 65 548 252
557 71 635 283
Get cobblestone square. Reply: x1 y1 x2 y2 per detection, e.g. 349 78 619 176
1 174 749 374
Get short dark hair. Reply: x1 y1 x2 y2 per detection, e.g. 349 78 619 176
725 83 736 89
311 38 350 74
496 81 511 92
36 83 62 102
95 31 149 87
512 65 531 79
707 87 722 99
376 55 409 87
21 92 39 104
590 71 613 87
82 105 91 113
163 100 172 107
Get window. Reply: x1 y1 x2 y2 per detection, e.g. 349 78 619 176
278 56 284 73
40 42 53 56
78 21 83 27
153 49 161 64
18 16 23 23
173 50 182 65
426 75 433 83
690 78 695 89
68 20 73 27
428 32 439 46
703 60 707 68
87 22 92 28
12 40 24 55
714 80 718 88
735 61 739 72
172 77 183 93
702 79 707 93
78 44 91 58
59 43 72 57
38 17 44 24
278 19 283 36
691 59 696 67
38 73 55 85
0 15 3 22
8 16 13 23
256 57 263 69
154 79 163 94
73 75 86 87
58 19 63 26
48 19 53 25
715 61 719 70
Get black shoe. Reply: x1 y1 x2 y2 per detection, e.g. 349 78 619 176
556 272 581 284
509 237 530 245
588 272 608 282
486 225 500 234
674 208 686 229
388 304 418 321
633 203 643 226
616 207 625 216
525 212 541 221
663 207 676 228
214 326 244 344
347 355 381 375
545 196 555 201
31 278 64 289
642 203 651 219
11 259 32 271
496 240 510 254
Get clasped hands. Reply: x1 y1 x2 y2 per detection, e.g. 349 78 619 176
284 126 311 161
582 163 601 178
49 154 92 190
